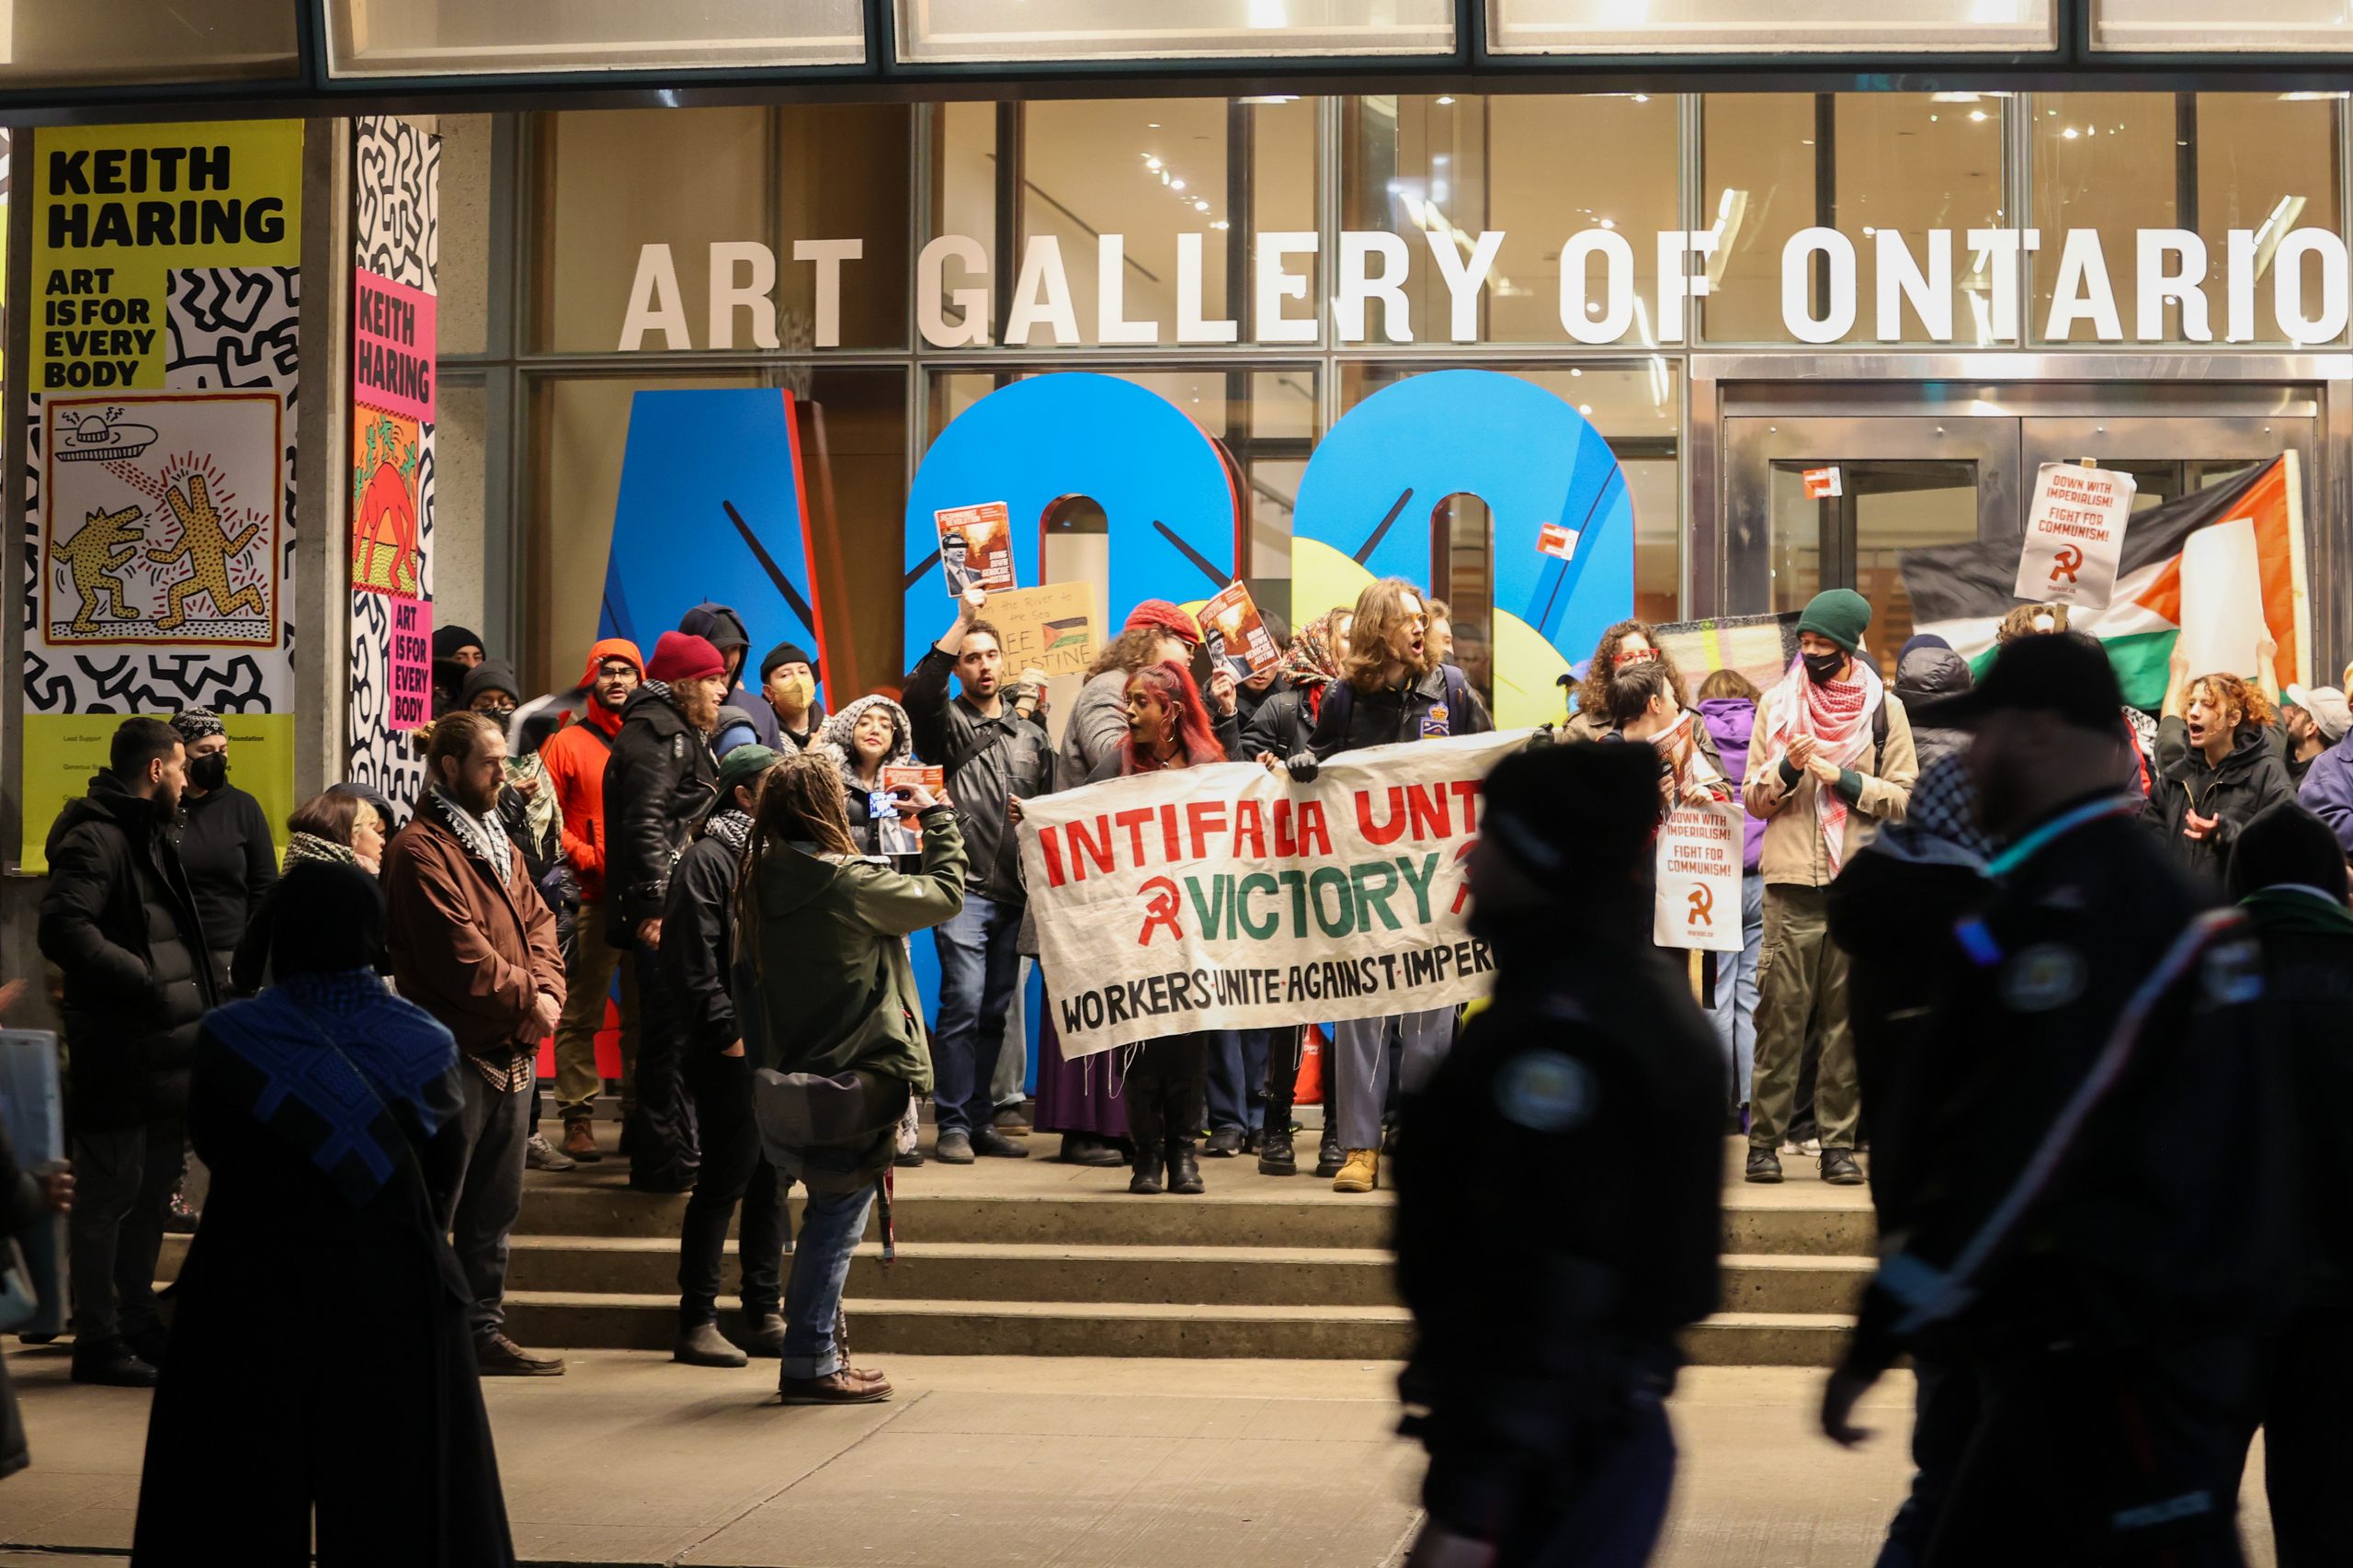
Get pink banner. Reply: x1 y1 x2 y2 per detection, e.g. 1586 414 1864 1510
354 268 435 423
387 595 433 731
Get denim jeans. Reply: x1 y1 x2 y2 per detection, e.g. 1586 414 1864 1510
1707 873 1765 1108
1204 1029 1270 1135
780 1185 876 1381
930 893 1023 1136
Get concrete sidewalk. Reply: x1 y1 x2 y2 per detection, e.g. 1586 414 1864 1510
0 1348 2279 1566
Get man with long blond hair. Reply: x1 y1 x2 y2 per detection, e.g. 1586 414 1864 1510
1294 577 1491 1195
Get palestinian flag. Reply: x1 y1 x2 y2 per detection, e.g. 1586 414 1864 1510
1043 615 1091 653
1899 453 2312 710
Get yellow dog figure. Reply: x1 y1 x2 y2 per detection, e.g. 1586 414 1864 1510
57 503 145 635
149 473 266 632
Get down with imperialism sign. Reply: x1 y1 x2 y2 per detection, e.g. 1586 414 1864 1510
1018 732 1528 1058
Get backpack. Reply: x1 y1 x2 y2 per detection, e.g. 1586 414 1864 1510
1320 665 1478 745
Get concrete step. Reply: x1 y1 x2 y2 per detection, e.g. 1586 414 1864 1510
1682 1312 1855 1368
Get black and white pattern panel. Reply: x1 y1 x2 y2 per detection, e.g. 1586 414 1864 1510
20 267 299 717
344 116 438 810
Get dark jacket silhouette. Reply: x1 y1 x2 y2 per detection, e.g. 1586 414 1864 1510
602 682 719 944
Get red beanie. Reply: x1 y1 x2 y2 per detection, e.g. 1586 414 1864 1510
1125 599 1201 648
647 631 725 684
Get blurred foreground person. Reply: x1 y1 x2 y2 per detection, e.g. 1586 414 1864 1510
1823 633 2291 1568
1396 744 1722 1568
2224 802 2353 1568
132 863 514 1566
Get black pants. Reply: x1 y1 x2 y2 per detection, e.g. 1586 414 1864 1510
676 1053 789 1327
2243 1304 2353 1568
1122 1036 1207 1158
68 1113 183 1344
1263 1027 1304 1135
1925 1339 2260 1568
627 948 700 1191
1875 1355 1979 1568
1420 1377 1678 1568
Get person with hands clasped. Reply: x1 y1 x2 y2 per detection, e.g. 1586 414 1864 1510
1742 590 1916 1187
2153 646 2296 892
903 585 1055 1165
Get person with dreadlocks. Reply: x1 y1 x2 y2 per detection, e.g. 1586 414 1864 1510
733 748 964 1404
1080 661 1237 1195
666 744 790 1369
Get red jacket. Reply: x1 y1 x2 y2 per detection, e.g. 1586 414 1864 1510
540 638 642 904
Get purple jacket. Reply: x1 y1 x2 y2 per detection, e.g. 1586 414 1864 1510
2298 735 2353 857
1700 696 1767 870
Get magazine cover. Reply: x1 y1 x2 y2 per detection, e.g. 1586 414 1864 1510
1198 581 1279 677
935 502 1017 596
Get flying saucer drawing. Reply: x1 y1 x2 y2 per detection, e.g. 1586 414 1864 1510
57 408 160 463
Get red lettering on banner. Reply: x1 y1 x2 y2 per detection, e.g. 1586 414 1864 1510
1356 787 1408 846
1137 876 1184 946
1040 825 1066 888
1405 783 1451 839
1273 801 1298 858
1070 817 1116 881
1449 778 1481 830
1296 801 1333 858
1233 799 1267 858
1450 837 1476 915
1114 807 1155 866
1159 802 1182 862
1186 799 1227 858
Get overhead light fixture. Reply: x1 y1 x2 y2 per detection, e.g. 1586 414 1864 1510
1436 95 1456 106
1194 199 1211 211
1211 220 1231 230
1969 109 1989 121
2063 127 2079 139
1171 178 1187 190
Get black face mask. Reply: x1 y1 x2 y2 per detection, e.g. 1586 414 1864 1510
188 752 230 791
1802 650 1848 686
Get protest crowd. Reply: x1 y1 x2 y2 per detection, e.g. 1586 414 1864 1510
7 552 2349 1568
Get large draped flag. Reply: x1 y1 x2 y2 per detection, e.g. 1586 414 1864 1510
1898 453 2311 709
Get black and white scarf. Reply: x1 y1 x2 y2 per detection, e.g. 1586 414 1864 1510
425 785 514 876
701 807 752 861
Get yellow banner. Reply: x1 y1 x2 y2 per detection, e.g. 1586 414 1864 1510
29 121 302 392
20 711 296 876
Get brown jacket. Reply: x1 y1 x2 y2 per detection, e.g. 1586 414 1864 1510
382 790 566 1058
1743 691 1918 887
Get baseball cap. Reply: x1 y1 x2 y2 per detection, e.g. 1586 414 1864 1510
1908 630 2122 733
2285 684 2352 744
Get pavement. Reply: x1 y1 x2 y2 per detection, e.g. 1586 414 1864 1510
0 1348 2279 1566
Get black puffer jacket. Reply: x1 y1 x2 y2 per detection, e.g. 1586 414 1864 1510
1893 645 1974 775
1241 682 1320 760
659 812 747 1062
38 772 219 1128
602 682 718 944
1308 665 1493 760
2152 716 2298 892
904 646 1054 904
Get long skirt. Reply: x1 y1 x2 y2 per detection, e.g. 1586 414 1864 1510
1031 1008 1128 1139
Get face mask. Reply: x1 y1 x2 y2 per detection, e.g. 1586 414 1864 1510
775 675 813 709
189 752 230 791
1802 650 1847 685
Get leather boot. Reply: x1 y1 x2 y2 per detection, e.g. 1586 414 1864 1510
1129 1144 1165 1195
1257 1125 1298 1176
1314 1124 1345 1180
676 1321 747 1368
736 1312 786 1358
1125 1070 1166 1195
1166 1138 1204 1195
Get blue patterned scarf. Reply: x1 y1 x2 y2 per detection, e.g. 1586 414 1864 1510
202 968 460 1206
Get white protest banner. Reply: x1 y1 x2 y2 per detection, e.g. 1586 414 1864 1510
1018 731 1529 1058
2015 461 2136 610
1654 799 1743 953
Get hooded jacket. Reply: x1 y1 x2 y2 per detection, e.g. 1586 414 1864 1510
660 809 751 1063
1307 665 1494 759
816 694 916 856
2152 715 2299 891
2298 733 2353 857
539 637 644 904
1698 697 1767 871
1893 645 1974 775
602 681 720 942
678 602 779 749
39 772 220 1128
732 808 967 1094
904 646 1055 904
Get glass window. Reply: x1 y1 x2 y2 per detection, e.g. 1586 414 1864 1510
1701 94 2011 345
528 370 906 699
439 117 494 358
434 379 493 642
1344 94 1679 346
2029 92 2344 344
2091 0 2353 50
530 106 911 355
894 0 1451 62
325 0 861 76
1490 0 2053 52
0 0 294 86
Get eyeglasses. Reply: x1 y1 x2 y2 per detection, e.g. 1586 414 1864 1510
1611 647 1660 667
474 701 517 717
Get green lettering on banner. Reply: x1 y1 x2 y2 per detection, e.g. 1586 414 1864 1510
1235 872 1279 939
1351 859 1404 932
1308 868 1356 937
1397 851 1438 922
1187 875 1227 939
1278 868 1311 934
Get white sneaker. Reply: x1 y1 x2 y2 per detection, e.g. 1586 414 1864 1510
526 1132 576 1172
1779 1137 1823 1157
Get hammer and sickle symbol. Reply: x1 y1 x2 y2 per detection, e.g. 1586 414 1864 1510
2049 544 2085 586
1136 876 1184 947
1688 883 1715 926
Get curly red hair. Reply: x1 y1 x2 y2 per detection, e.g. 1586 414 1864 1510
2188 672 2276 730
1122 661 1225 773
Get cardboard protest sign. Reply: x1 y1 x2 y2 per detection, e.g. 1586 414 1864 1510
1019 731 1528 1057
1654 799 1744 953
985 582 1100 680
1198 581 1280 677
878 764 944 854
2016 461 2136 610
936 501 1017 596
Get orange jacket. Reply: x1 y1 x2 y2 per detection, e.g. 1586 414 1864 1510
539 638 643 904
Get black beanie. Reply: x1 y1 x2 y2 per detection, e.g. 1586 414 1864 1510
460 658 521 707
2227 801 2349 902
270 862 387 978
760 641 821 684
1482 741 1660 884
433 625 483 662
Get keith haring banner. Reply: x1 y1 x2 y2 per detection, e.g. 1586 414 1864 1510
1018 731 1524 1058
20 120 301 873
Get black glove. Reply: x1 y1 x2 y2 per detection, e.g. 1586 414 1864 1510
1283 752 1320 783
1526 722 1559 749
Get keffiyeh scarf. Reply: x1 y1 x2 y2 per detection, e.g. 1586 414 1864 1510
1757 653 1885 875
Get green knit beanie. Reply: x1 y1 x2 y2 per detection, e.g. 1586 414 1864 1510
1797 588 1872 655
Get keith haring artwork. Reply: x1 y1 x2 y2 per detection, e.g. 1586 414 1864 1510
351 408 424 597
41 392 282 648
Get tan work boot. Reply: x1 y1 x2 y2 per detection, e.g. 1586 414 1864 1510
561 1119 602 1163
1333 1148 1380 1193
